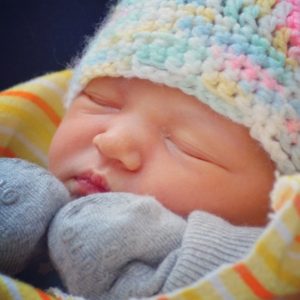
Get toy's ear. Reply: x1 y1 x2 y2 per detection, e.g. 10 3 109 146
0 70 72 167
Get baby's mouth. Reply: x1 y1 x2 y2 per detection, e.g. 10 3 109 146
66 172 110 197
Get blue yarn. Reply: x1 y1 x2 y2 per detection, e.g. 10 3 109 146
254 86 284 109
231 33 248 45
86 52 108 64
192 23 212 37
239 80 257 93
224 0 244 20
248 44 266 56
177 0 205 4
291 100 300 114
177 16 194 30
136 46 150 60
269 48 285 68
239 25 255 37
251 35 270 50
215 32 232 45
149 45 167 64
256 88 278 105
239 5 260 26
230 43 249 55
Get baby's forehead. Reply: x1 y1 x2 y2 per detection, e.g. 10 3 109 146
85 76 192 103
85 76 206 112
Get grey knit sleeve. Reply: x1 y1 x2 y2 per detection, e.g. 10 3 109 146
162 211 263 292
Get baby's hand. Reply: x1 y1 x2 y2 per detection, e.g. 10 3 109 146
48 192 186 300
0 158 70 275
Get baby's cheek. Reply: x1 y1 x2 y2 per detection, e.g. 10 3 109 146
48 128 71 175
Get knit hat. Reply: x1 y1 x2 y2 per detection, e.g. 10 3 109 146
66 0 300 175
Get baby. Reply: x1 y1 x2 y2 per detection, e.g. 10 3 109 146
1 0 299 299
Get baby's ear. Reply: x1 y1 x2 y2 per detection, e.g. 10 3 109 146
0 70 72 167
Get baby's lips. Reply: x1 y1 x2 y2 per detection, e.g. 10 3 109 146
88 172 110 192
65 171 110 197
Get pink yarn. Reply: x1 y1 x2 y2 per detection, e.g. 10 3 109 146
229 54 284 92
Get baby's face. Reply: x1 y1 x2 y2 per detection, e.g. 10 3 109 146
48 77 275 225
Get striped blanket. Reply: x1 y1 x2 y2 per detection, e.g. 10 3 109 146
1 71 300 300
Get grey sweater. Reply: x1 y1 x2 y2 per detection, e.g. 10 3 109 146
48 193 263 300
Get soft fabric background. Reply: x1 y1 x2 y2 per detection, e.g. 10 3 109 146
0 1 111 90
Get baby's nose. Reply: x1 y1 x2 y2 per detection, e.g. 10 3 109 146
93 131 142 171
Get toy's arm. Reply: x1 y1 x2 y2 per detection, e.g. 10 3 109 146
0 158 71 275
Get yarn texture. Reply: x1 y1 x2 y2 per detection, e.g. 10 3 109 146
67 0 300 175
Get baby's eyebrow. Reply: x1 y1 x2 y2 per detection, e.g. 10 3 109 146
85 79 126 100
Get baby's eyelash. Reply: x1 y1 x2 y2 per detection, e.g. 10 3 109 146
165 135 215 165
82 92 121 113
176 139 208 161
165 137 202 160
84 93 108 105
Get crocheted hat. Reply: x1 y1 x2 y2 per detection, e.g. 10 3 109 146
66 0 300 175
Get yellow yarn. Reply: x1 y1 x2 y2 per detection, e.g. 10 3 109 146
255 0 276 16
273 27 290 55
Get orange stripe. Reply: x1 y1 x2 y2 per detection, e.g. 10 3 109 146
0 90 61 126
0 146 16 158
295 235 300 243
37 289 54 300
156 296 169 300
234 263 274 299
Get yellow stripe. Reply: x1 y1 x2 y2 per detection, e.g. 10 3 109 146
16 278 49 300
0 277 13 300
0 104 49 134
0 132 47 167
0 103 56 153
0 128 13 149
220 268 260 299
13 69 71 97
42 69 72 91
280 206 300 237
178 287 205 300
254 241 300 290
8 85 65 117
0 95 59 132
3 70 71 121
0 91 61 126
176 281 220 300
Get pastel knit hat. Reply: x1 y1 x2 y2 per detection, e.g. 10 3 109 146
66 0 300 175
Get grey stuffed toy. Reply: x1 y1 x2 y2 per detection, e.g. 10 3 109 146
0 158 70 275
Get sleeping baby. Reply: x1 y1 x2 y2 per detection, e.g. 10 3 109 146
0 0 299 299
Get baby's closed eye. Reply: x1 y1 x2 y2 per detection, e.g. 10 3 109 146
80 91 121 114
